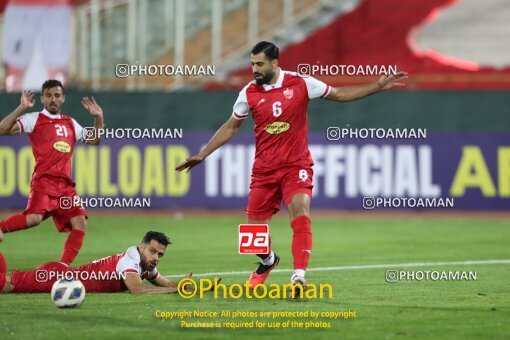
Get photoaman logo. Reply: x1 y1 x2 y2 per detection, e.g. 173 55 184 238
178 278 333 299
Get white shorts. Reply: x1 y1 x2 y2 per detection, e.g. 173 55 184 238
2 4 72 68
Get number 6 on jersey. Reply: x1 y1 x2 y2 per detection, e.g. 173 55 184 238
272 101 282 117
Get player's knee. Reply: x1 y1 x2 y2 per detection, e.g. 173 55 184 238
289 204 310 220
72 219 87 231
26 214 42 227
292 207 309 219
288 195 311 219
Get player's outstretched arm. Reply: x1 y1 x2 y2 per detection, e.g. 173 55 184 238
123 273 179 294
151 271 191 289
325 71 408 102
81 97 104 145
0 90 35 135
175 116 244 173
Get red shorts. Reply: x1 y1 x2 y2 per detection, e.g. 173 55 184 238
11 262 69 293
246 165 313 220
25 177 87 232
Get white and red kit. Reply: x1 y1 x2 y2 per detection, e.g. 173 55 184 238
10 246 159 293
232 69 331 219
16 109 86 231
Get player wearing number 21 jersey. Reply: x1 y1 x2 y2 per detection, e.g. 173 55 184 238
0 80 104 265
176 41 408 290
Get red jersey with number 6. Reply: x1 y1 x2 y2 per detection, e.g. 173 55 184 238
16 109 84 188
232 69 331 172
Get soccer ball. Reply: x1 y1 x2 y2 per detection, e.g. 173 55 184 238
51 279 86 308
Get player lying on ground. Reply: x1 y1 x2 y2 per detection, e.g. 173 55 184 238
0 80 103 265
176 41 408 290
0 231 207 294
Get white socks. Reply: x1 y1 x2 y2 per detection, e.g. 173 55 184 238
292 269 306 281
261 251 275 266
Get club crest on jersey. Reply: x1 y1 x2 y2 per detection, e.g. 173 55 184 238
283 88 294 100
264 121 290 135
53 141 71 153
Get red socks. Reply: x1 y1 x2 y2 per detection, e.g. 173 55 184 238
254 216 312 270
291 215 312 271
0 273 5 292
0 252 6 292
59 230 85 265
0 214 28 233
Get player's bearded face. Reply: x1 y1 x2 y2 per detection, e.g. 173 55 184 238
254 69 275 85
139 240 166 271
41 87 65 114
251 53 277 85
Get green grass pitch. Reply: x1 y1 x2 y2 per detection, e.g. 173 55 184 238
0 214 509 339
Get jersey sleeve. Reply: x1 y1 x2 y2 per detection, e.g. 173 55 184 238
115 247 141 276
72 118 84 142
304 76 331 100
16 112 39 134
232 84 250 120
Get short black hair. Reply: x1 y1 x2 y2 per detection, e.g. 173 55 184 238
251 41 279 61
42 79 64 94
142 231 171 247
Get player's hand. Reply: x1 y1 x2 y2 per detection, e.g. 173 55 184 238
175 155 204 173
377 71 408 90
20 90 35 111
180 272 195 292
203 277 222 292
81 97 103 117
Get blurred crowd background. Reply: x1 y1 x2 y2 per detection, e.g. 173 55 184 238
0 0 508 211
1 0 509 92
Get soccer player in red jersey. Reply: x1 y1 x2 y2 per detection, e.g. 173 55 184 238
176 41 408 289
0 231 198 294
0 80 104 265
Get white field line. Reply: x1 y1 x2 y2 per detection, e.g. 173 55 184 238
166 259 510 278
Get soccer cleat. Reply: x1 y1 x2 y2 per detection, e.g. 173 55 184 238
289 275 308 298
291 275 307 286
247 253 280 289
